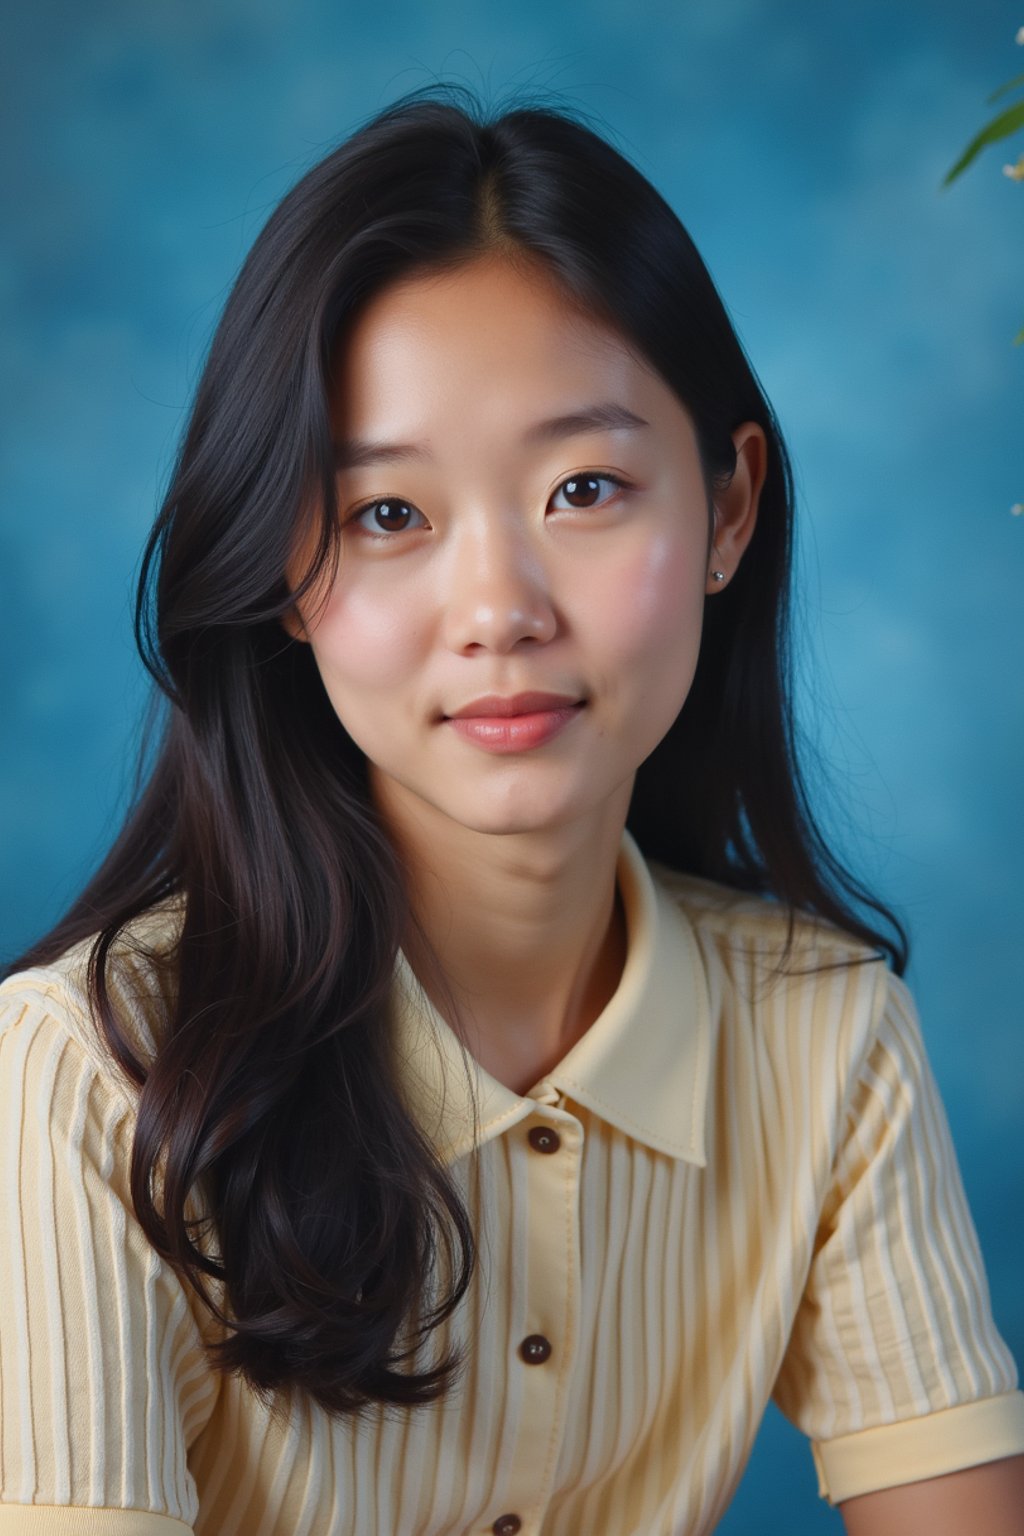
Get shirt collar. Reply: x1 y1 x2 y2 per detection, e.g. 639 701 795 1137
390 827 712 1167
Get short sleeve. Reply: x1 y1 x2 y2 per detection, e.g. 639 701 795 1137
0 978 220 1533
771 968 1024 1504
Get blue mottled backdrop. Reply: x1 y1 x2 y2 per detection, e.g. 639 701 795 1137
1 2 1021 1528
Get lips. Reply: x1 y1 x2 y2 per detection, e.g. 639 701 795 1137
444 691 584 720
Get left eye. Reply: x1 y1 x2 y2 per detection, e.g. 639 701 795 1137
551 473 627 510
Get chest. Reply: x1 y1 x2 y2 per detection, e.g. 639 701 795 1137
190 1094 824 1536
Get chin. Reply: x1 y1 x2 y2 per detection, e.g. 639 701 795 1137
437 793 594 838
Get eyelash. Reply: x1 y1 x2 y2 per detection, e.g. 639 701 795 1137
344 473 631 542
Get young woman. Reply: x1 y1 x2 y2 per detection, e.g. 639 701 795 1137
2 86 1022 1536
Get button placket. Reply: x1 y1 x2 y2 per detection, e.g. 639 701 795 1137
496 1105 582 1529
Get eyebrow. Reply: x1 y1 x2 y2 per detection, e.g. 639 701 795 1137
333 402 651 471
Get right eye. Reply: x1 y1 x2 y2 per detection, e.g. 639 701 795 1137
346 498 429 540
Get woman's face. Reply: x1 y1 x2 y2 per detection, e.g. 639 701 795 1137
286 253 763 842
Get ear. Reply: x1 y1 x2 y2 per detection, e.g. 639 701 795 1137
705 421 767 594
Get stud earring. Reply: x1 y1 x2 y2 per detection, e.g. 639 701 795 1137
710 570 725 583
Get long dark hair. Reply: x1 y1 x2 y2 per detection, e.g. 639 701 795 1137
5 83 908 1421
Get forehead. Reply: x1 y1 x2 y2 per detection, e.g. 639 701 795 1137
329 255 655 431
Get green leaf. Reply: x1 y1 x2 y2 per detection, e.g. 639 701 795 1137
1014 325 1024 346
943 98 1024 185
987 72 1024 104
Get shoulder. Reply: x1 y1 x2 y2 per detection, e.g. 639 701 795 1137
647 857 885 967
647 859 898 1066
0 896 186 1108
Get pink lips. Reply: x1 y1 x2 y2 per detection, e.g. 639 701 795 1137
445 691 582 720
443 692 585 754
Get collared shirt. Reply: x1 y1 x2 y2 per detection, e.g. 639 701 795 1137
1 827 1022 1536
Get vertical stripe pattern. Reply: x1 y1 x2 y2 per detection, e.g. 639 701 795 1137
2 840 1022 1534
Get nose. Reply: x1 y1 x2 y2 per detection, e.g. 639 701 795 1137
442 515 558 654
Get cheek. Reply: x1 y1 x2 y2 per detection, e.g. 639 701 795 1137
306 579 430 694
589 530 705 663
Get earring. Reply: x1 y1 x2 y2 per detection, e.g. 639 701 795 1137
710 570 725 583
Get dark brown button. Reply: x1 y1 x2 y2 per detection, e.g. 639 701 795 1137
519 1333 552 1364
492 1517 522 1536
527 1125 561 1154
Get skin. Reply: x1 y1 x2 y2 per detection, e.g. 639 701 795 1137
839 1457 1024 1533
284 252 1024 1526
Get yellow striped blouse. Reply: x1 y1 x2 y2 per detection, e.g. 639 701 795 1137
1 828 1022 1535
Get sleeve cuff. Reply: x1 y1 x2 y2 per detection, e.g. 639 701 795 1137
0 1509 192 1535
812 1389 1024 1504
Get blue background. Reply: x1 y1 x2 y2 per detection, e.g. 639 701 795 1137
1 2 1021 1527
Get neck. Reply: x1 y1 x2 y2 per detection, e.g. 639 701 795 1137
376 779 633 1094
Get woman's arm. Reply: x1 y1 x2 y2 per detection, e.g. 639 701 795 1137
840 1454 1024 1535
0 978 213 1527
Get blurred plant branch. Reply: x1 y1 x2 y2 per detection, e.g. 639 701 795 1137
943 27 1024 516
943 25 1024 348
